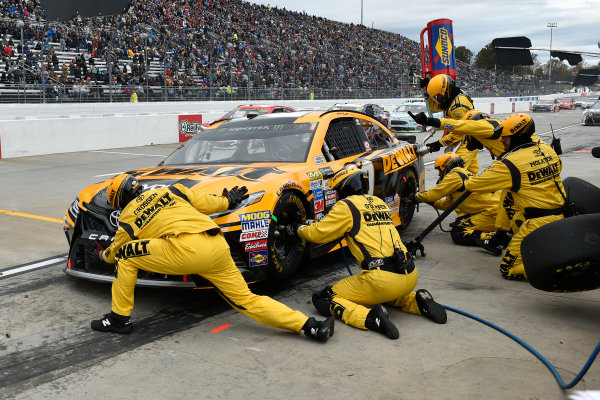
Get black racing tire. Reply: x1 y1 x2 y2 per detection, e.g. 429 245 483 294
563 177 600 215
397 168 418 230
521 213 600 292
267 191 308 281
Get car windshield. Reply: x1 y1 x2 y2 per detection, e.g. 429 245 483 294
393 104 426 113
162 117 317 164
222 108 270 119
590 101 600 109
538 100 554 105
558 98 572 103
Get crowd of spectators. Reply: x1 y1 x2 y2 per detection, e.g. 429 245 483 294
0 0 521 100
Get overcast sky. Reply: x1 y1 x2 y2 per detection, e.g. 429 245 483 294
251 0 600 67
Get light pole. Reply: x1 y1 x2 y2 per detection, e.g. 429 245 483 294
140 32 149 101
16 20 25 100
547 22 557 85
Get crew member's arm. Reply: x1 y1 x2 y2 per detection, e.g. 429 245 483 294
437 118 498 140
297 201 353 244
415 173 464 206
101 225 134 264
464 160 514 194
173 183 230 214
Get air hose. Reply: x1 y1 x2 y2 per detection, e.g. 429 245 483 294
337 242 600 389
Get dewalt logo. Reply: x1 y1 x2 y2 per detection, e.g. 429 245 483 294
116 240 150 260
527 163 560 185
435 27 452 66
510 119 528 134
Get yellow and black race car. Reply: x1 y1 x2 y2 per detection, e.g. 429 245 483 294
64 109 426 288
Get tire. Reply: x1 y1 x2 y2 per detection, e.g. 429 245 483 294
397 168 418 230
267 191 308 281
521 214 600 292
563 177 600 215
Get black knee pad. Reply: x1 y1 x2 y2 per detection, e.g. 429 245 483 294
312 286 334 317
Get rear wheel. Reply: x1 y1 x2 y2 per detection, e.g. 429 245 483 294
268 191 308 280
397 168 418 230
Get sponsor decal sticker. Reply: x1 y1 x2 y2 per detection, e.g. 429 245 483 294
364 141 371 151
316 212 324 220
307 170 323 181
276 181 303 196
239 211 271 222
249 250 268 267
310 180 323 190
240 230 269 242
318 166 335 179
313 155 326 165
244 239 267 252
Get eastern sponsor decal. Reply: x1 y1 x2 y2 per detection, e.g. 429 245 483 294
240 230 269 242
310 179 323 190
307 170 323 181
276 181 303 196
382 146 417 174
313 155 326 165
249 250 268 267
325 189 337 206
115 240 150 260
241 219 270 232
134 192 176 229
244 239 267 252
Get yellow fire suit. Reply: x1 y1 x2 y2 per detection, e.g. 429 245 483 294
464 142 565 280
415 167 499 246
436 117 547 233
428 93 479 174
297 194 422 330
101 184 309 333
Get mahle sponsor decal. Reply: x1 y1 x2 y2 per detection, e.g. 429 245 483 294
241 219 270 232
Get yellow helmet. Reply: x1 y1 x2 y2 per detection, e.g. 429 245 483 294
329 165 366 199
106 174 142 209
427 74 455 109
434 152 465 176
494 113 535 138
462 109 490 121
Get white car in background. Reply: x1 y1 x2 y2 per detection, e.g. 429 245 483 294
388 100 443 134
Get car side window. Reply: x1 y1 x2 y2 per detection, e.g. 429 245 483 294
323 118 369 160
356 118 392 150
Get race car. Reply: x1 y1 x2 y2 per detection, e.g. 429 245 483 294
64 110 425 288
582 99 600 126
329 103 391 130
388 101 443 134
203 104 296 126
532 99 559 112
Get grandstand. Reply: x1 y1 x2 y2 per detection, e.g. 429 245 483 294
0 0 534 103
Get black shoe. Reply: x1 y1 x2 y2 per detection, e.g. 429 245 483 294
365 304 399 340
303 316 335 342
415 289 447 324
475 237 504 256
91 312 133 334
311 292 332 317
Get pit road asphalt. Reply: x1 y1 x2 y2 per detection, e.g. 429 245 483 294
1 110 599 400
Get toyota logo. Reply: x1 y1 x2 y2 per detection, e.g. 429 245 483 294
110 210 121 227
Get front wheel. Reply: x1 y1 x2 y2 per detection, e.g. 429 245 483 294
267 191 308 281
397 168 418 230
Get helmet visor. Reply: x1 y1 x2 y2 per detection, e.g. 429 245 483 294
431 93 445 105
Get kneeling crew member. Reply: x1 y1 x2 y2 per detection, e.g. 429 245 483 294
91 174 335 342
463 114 566 280
415 152 499 247
291 166 447 340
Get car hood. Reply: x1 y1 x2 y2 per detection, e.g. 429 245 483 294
390 112 413 119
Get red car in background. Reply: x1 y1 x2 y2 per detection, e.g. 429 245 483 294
205 104 296 126
557 97 575 110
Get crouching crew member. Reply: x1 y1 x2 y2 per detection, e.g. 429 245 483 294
463 114 566 280
414 152 499 247
290 165 447 340
92 174 335 342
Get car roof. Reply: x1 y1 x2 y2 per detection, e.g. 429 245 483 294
235 104 291 109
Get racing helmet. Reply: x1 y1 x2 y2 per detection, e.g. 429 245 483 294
434 152 465 178
329 165 367 199
462 109 490 120
427 74 456 109
494 113 535 150
106 174 142 209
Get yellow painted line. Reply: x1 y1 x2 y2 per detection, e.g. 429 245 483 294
0 209 63 224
